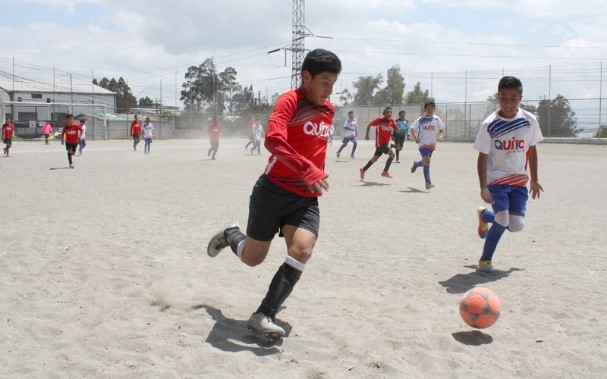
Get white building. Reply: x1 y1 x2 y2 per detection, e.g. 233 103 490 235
0 78 115 135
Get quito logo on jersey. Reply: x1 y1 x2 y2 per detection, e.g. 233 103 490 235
422 124 436 131
494 136 525 152
303 120 331 139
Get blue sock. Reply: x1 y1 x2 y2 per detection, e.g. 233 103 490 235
415 160 422 167
480 223 507 261
423 165 430 184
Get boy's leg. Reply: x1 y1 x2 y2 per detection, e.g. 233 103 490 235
249 225 313 338
337 139 347 157
351 140 357 157
382 152 394 177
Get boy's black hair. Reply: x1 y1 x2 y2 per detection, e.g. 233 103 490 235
424 101 436 109
301 49 342 77
498 76 523 95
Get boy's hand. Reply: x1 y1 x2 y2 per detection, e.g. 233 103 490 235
309 178 329 194
480 187 494 204
529 181 543 199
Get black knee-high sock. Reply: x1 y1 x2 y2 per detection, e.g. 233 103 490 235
384 157 393 172
363 160 373 171
225 227 246 256
256 263 302 317
395 149 400 161
68 152 72 164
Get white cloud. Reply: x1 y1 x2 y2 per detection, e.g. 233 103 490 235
3 0 607 106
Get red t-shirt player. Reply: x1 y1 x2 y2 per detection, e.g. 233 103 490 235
359 106 399 180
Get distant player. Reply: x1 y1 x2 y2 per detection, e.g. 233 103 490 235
61 114 82 168
207 116 221 160
42 121 53 145
245 116 256 150
78 119 87 155
410 102 445 189
474 76 544 274
336 110 358 159
359 106 399 180
130 115 142 151
392 110 409 163
2 117 15 157
206 49 342 339
250 120 264 155
143 116 154 154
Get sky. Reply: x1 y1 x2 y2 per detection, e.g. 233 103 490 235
2 0 607 109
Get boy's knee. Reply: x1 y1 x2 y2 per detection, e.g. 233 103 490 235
287 245 313 264
242 254 265 267
508 215 525 232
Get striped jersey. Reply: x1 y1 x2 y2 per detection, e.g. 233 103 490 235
474 108 543 187
410 115 445 150
264 88 335 197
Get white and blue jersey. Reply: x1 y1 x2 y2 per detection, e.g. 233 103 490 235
474 108 543 187
343 118 358 140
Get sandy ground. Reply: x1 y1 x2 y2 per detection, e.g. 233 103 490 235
0 138 606 378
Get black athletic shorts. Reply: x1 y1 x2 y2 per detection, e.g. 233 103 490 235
65 143 77 152
393 134 406 144
246 175 320 241
373 144 391 157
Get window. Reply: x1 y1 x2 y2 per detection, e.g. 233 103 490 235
31 93 42 99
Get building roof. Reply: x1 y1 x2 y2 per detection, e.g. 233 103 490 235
0 77 114 95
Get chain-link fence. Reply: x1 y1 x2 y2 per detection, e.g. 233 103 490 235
2 57 606 138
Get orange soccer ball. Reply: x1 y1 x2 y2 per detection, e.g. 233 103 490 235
459 287 502 329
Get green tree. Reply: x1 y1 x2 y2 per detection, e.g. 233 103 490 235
593 125 607 138
536 95 581 137
374 65 405 106
337 88 352 106
231 85 256 114
180 58 239 115
352 74 382 106
94 77 137 113
139 96 154 107
405 82 434 105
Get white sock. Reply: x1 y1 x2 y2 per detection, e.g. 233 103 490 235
284 255 306 272
236 240 246 261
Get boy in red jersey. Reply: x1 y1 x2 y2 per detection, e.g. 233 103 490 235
359 107 399 180
2 117 15 157
207 49 341 340
207 116 221 160
61 114 82 168
130 115 142 151
244 115 256 150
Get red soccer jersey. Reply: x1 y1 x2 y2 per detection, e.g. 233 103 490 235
62 123 82 144
264 88 335 197
208 121 221 140
2 123 15 139
131 120 142 136
369 117 397 148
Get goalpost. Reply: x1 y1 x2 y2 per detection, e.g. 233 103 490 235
2 101 108 141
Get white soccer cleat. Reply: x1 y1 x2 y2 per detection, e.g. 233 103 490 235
247 312 286 339
207 221 239 257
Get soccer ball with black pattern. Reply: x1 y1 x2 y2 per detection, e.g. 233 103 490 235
459 287 501 329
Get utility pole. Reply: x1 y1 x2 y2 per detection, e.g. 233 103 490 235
291 0 305 89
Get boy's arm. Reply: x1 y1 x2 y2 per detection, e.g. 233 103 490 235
528 145 543 199
477 152 493 204
410 128 419 143
365 124 371 140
